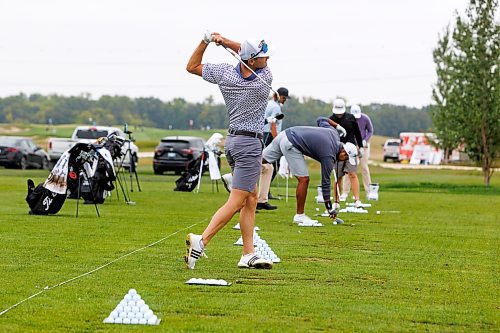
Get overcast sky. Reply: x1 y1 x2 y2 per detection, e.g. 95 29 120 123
0 0 471 107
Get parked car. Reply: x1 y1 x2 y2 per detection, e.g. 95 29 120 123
383 139 400 162
153 136 206 175
0 136 50 169
48 126 139 168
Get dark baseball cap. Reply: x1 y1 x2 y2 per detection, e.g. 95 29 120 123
277 87 289 98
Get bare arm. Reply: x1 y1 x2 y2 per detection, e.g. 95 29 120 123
186 41 209 76
186 33 240 77
326 118 340 129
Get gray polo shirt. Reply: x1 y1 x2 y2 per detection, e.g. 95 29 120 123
285 117 342 200
202 63 272 133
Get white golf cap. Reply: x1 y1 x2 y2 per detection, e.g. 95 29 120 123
332 98 346 115
343 142 358 165
239 39 272 60
351 105 361 119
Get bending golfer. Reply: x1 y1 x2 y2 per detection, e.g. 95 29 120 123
185 31 273 269
262 117 357 223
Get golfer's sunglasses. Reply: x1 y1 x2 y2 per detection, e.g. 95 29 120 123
250 40 268 59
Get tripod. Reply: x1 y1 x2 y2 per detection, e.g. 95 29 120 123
112 130 140 205
120 132 141 192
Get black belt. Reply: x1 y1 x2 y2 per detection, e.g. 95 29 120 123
227 128 263 139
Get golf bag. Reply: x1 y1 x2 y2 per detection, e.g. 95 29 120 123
66 144 116 204
174 151 209 192
26 181 66 215
26 142 116 215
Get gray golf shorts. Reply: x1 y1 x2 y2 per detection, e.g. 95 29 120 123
337 159 358 175
225 135 263 192
262 132 308 177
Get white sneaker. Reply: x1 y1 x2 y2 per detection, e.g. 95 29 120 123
221 173 232 193
354 200 362 208
238 253 273 269
293 214 319 224
339 193 348 202
185 233 206 269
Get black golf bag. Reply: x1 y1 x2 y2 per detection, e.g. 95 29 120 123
174 151 209 192
26 180 66 215
66 144 116 204
26 142 116 215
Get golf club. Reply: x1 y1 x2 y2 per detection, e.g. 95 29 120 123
332 168 344 224
220 43 280 98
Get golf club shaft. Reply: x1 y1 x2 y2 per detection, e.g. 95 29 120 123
220 44 279 98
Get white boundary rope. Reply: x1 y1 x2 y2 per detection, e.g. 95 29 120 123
0 221 203 317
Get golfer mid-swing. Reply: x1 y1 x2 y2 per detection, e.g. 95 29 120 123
184 31 274 269
261 117 358 223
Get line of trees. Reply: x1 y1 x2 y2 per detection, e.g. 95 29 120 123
0 93 432 138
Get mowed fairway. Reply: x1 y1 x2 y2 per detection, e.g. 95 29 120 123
0 162 498 332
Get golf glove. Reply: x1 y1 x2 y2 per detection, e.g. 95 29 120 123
359 147 365 158
336 125 347 138
325 201 338 219
203 30 213 44
362 139 367 148
266 116 277 124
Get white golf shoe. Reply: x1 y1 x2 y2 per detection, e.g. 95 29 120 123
238 253 272 269
354 200 362 208
185 233 206 269
293 214 320 224
339 193 348 202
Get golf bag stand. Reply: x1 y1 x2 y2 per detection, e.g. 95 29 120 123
75 166 100 218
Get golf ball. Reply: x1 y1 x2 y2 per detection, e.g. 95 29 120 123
124 294 132 301
140 305 150 313
132 306 139 313
131 318 139 324
128 288 137 295
110 310 119 319
136 299 146 307
147 315 158 325
119 312 127 319
376 211 380 215
132 294 141 301
139 318 147 325
127 301 136 308
124 306 131 313
103 316 114 324
143 309 153 319
123 317 131 324
114 317 123 324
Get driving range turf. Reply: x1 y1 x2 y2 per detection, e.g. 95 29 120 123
0 163 498 332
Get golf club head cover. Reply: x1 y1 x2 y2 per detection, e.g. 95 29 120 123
324 200 338 219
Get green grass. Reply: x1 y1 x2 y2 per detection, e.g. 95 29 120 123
0 162 498 332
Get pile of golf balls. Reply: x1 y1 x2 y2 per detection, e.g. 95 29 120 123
103 289 160 325
339 207 368 213
186 278 231 286
254 238 281 263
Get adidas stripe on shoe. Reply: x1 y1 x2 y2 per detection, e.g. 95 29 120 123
185 233 206 269
238 253 273 269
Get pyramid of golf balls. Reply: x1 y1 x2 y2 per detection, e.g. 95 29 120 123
255 238 281 263
103 289 160 325
233 231 280 263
